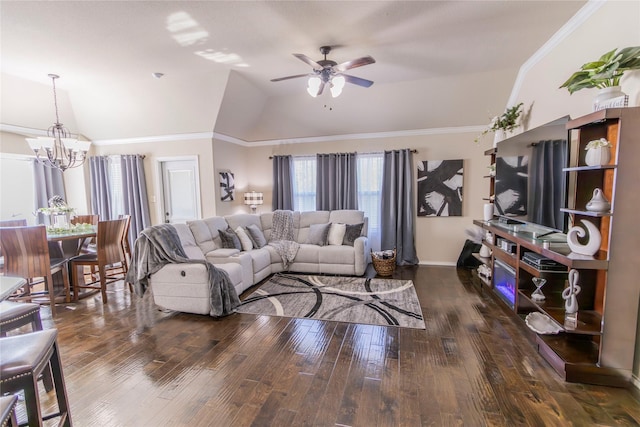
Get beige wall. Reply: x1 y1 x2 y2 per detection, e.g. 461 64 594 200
507 0 640 382
243 131 491 265
94 138 216 225
212 139 251 217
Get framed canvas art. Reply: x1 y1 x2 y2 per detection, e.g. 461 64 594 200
219 171 235 202
417 159 463 217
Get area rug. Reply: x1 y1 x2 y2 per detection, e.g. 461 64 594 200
236 273 425 329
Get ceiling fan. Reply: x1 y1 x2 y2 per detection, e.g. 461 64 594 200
271 46 375 98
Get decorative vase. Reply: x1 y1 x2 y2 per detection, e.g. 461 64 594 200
593 86 626 111
563 269 582 314
479 244 491 258
585 146 611 167
585 188 611 212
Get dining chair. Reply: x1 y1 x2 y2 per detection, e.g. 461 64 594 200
103 214 132 289
70 218 127 304
0 219 28 276
0 226 71 316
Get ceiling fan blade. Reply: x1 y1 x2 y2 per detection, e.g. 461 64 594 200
293 53 323 70
271 74 309 82
343 74 374 88
334 56 375 72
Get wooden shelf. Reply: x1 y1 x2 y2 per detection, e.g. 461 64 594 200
519 260 567 277
471 252 491 265
563 165 617 172
560 208 612 217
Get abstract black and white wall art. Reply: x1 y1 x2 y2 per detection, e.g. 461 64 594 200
494 155 528 216
219 171 235 202
417 159 463 217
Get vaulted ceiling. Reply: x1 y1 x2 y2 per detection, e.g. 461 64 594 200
1 1 586 143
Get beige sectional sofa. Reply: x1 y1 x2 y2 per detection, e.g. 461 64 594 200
149 210 369 315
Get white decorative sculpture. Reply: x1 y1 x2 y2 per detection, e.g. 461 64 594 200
566 219 601 256
563 269 582 314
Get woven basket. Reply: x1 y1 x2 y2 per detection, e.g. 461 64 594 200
371 248 397 276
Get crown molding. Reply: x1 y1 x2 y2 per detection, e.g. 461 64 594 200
507 0 605 107
0 124 47 137
4 123 485 148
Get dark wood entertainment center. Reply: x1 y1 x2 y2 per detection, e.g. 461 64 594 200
473 107 640 387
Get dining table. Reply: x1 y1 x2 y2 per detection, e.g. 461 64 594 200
46 225 97 259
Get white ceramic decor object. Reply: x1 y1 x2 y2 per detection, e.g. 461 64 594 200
585 188 611 212
525 312 563 334
585 146 611 167
483 203 494 221
563 269 582 314
479 244 491 258
566 220 601 256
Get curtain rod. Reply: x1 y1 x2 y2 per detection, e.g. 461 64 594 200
269 149 417 159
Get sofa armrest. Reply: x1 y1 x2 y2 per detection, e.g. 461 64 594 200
207 248 240 258
204 251 254 288
353 236 370 276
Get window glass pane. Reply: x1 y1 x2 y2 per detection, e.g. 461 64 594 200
357 152 383 251
108 157 124 218
292 156 316 212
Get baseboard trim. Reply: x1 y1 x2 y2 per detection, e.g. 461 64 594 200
418 261 457 267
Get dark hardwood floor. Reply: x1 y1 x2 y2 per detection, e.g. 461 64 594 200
17 265 640 426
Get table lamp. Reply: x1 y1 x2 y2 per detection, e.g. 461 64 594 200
244 191 264 213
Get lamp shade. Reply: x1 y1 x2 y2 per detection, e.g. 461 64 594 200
244 192 264 206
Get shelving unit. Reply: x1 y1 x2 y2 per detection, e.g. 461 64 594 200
472 107 640 387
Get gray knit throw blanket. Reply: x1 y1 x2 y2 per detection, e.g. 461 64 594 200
268 210 299 269
125 224 240 318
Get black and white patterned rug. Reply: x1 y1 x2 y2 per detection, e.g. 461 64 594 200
237 273 425 329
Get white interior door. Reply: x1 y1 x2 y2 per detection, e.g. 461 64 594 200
159 158 201 223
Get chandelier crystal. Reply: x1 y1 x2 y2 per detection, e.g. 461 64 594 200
26 74 90 171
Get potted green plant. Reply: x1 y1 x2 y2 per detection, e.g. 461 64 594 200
475 102 523 144
559 46 640 107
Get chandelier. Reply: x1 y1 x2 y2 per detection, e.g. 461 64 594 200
26 74 90 171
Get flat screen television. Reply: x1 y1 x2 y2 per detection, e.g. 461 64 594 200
493 116 571 233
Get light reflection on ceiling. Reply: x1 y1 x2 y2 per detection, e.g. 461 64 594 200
167 11 248 67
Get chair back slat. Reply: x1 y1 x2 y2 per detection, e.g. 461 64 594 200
0 219 28 227
0 226 52 278
71 215 99 226
97 219 127 266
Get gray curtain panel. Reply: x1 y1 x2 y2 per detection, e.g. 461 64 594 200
121 155 151 248
33 160 66 225
530 139 568 231
89 156 112 220
381 149 418 265
272 155 294 211
316 152 358 211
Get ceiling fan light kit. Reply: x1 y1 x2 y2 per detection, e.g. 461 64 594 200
272 45 374 98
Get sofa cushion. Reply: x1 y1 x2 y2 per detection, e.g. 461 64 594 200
173 223 206 260
246 224 267 248
327 223 347 246
342 223 364 246
235 226 254 251
219 227 241 250
307 223 330 246
295 244 321 264
188 217 229 254
225 214 262 231
297 211 330 243
328 210 365 226
319 245 356 265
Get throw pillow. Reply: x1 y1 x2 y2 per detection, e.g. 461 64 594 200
218 227 242 250
243 226 259 248
342 223 364 246
327 223 347 246
235 226 254 251
307 223 331 246
246 223 267 248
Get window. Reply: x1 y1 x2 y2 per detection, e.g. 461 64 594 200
290 152 384 250
108 156 124 219
357 152 383 251
292 155 316 212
